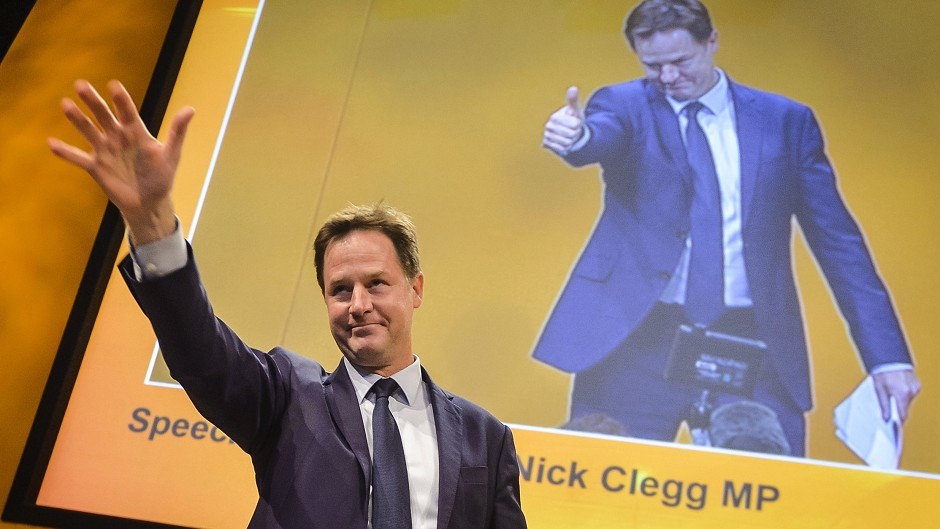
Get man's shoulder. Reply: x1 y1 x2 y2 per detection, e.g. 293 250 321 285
446 390 497 418
266 347 333 383
728 78 812 112
431 382 508 431
590 78 649 102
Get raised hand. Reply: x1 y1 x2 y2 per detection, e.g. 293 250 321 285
542 86 585 156
49 80 195 245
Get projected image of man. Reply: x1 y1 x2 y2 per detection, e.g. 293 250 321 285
534 0 920 457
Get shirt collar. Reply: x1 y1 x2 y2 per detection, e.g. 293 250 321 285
666 68 731 117
343 355 423 406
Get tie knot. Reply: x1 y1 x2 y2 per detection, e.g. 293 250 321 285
684 101 705 118
371 378 400 400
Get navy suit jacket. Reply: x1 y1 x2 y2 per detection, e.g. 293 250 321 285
532 77 911 411
119 252 526 529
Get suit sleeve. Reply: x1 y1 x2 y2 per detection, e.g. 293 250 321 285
562 86 633 168
792 107 913 370
119 245 290 453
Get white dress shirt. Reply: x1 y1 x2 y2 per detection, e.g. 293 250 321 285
344 358 439 529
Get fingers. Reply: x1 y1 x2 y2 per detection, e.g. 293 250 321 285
165 106 196 166
893 379 920 422
542 86 585 154
542 128 576 154
565 86 581 116
545 110 584 133
872 370 921 422
61 97 104 146
108 80 145 127
57 79 197 163
74 79 120 133
872 380 892 422
48 137 94 171
543 104 584 154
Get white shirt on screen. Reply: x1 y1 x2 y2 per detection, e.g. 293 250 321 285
661 68 751 308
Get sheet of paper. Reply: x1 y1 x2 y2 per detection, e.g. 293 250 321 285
834 376 902 469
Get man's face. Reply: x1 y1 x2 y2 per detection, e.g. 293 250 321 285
634 28 718 102
322 229 423 376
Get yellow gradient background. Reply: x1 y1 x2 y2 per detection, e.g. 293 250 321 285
3 1 939 528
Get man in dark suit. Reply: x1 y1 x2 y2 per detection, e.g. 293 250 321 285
536 0 919 456
49 80 527 528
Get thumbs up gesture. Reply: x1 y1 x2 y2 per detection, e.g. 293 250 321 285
542 86 585 155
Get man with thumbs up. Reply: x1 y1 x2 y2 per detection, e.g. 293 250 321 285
533 0 919 457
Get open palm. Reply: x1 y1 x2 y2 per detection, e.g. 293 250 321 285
49 80 194 243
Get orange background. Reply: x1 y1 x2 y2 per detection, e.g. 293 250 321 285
0 1 181 528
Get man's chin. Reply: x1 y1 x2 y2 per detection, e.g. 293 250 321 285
342 340 386 363
664 88 692 101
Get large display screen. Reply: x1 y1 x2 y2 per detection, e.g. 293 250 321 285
13 0 940 527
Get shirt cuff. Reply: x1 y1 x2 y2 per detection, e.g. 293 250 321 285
129 221 188 281
568 126 591 153
870 363 914 375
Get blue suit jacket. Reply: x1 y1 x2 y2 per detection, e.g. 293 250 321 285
120 252 526 529
531 77 911 411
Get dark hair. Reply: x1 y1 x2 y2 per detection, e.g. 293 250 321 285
314 203 421 291
624 0 714 49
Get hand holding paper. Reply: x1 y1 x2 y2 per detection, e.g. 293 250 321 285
834 376 903 469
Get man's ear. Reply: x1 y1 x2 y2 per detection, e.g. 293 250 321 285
708 29 719 52
410 272 424 309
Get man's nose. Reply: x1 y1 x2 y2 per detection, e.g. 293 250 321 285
349 285 373 315
659 64 679 84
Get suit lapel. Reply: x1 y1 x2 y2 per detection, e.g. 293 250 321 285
729 80 763 225
647 82 693 192
424 368 461 529
324 360 372 486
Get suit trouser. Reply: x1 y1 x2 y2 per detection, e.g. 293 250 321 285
568 302 807 456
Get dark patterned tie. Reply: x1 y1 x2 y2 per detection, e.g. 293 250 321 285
370 378 411 529
683 101 724 326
